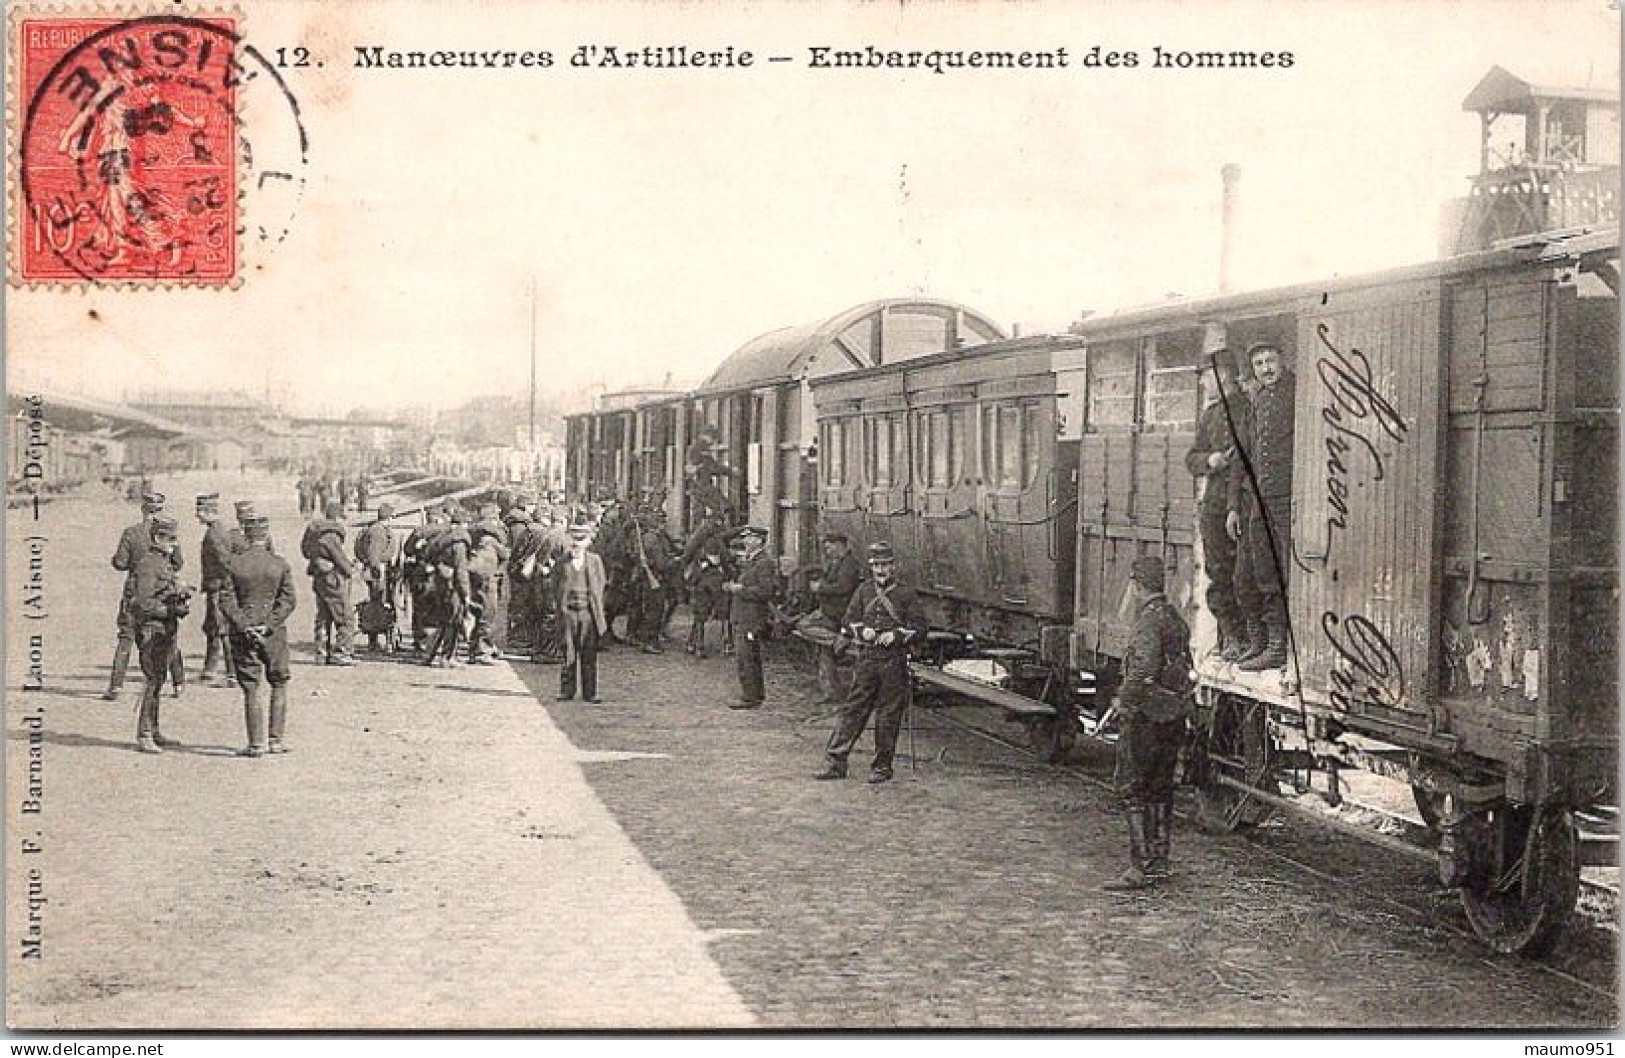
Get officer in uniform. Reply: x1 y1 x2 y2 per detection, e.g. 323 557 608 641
195 493 236 686
553 521 608 702
355 501 400 653
1105 555 1194 890
128 516 192 753
1226 343 1296 671
814 541 922 784
220 513 297 757
105 491 185 701
304 501 356 665
723 525 777 709
1185 348 1257 662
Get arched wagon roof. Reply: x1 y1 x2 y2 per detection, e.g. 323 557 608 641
697 297 1005 396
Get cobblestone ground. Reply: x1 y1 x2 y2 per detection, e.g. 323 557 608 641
5 473 749 1030
7 474 1619 1030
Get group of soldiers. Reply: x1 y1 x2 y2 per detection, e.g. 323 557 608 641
106 491 295 757
294 469 369 519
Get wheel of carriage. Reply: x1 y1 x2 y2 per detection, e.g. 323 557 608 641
1412 784 1449 832
1459 804 1580 957
1194 693 1277 833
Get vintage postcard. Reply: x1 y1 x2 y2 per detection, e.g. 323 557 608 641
4 0 1620 1038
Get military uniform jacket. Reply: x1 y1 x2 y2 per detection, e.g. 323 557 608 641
200 523 234 591
1185 392 1252 516
1228 373 1297 508
814 552 862 622
227 526 275 556
1119 594 1194 722
113 521 184 576
842 578 924 654
306 524 353 580
730 550 780 634
129 546 186 629
220 548 297 632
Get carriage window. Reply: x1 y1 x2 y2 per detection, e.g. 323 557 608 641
1087 341 1138 430
929 412 951 488
889 417 908 485
997 404 1023 490
873 417 894 488
982 404 997 479
949 408 968 485
823 421 845 488
1022 402 1044 490
1143 336 1200 431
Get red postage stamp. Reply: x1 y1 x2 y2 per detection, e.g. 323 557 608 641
15 14 240 285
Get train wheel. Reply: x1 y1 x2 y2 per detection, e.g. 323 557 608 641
1412 785 1448 832
1195 695 1276 833
1460 805 1579 957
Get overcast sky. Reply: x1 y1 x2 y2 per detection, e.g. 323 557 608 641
7 0 1618 416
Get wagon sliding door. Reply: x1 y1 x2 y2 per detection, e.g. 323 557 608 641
916 392 981 599
1290 279 1446 745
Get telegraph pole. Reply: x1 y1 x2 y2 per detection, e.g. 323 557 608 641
528 278 538 449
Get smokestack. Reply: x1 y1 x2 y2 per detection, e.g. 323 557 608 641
1219 163 1241 294
1012 322 1023 338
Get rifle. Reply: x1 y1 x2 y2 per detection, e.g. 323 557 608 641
632 519 660 591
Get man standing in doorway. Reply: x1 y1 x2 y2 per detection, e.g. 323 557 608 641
1227 343 1296 672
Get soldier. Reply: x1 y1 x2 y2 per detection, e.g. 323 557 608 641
128 516 193 753
219 513 297 757
684 425 735 522
105 491 185 701
809 532 863 703
814 541 922 784
628 507 674 653
1104 555 1194 890
466 506 511 664
553 521 608 702
303 501 355 665
528 511 570 663
1186 348 1257 662
723 525 778 709
355 501 400 653
195 493 236 687
426 507 473 667
402 504 449 654
684 523 732 659
355 475 370 514
295 473 313 517
504 503 540 655
1226 342 1296 671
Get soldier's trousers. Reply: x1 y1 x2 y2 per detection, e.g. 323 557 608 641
559 608 599 699
1199 507 1251 627
1234 494 1291 617
135 624 178 740
110 600 183 692
630 581 667 644
824 652 909 772
230 626 291 687
313 577 353 657
735 626 766 704
1113 713 1185 809
202 589 233 675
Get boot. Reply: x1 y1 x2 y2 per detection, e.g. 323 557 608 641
1103 809 1153 890
1239 609 1287 671
1231 615 1267 665
238 686 268 757
267 684 290 754
201 635 223 680
105 638 133 699
1145 802 1173 880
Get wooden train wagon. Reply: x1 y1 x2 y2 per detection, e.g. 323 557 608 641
1069 229 1618 955
812 335 1090 755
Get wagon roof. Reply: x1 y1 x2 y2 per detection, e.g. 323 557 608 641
1462 64 1619 113
1069 227 1620 340
696 297 1004 396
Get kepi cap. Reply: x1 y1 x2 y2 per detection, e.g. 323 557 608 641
867 541 896 564
141 491 166 512
150 515 179 536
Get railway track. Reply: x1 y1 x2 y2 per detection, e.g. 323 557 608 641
904 699 1620 1004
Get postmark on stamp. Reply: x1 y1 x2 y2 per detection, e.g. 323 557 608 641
11 10 308 287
